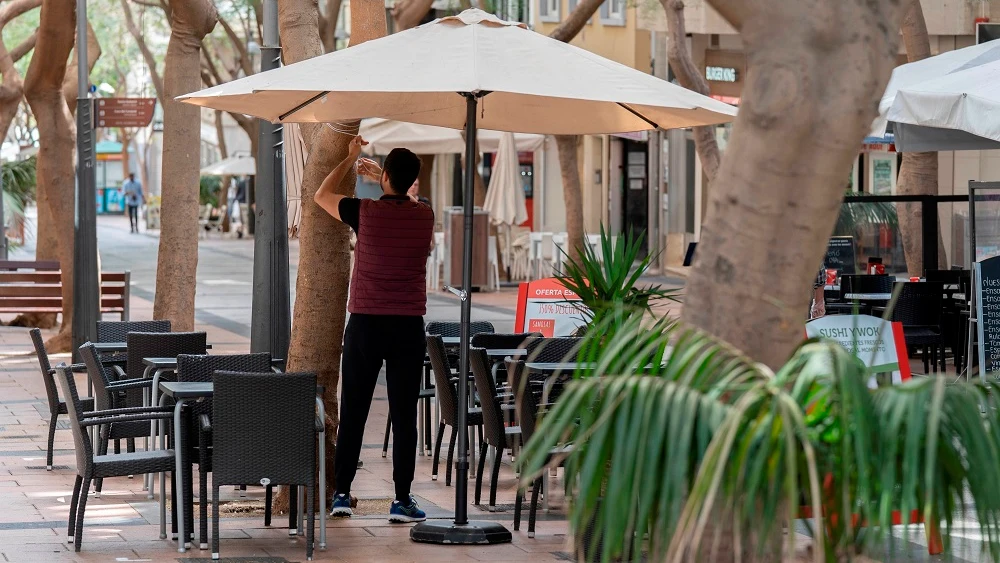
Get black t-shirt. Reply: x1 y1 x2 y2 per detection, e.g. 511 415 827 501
338 195 431 233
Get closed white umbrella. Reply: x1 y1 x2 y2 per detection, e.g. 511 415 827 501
178 10 736 542
360 118 544 154
483 132 527 227
870 39 1000 151
200 155 256 176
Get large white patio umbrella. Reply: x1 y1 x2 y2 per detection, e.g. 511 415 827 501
360 118 544 155
870 39 1000 151
180 8 735 545
200 154 256 176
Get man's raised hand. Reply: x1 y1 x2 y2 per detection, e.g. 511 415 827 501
348 135 369 159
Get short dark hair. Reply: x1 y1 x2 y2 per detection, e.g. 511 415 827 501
382 148 421 194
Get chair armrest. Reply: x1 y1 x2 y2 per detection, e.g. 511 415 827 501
113 365 127 378
82 405 173 418
199 414 212 432
105 378 155 391
50 363 88 375
80 412 173 427
315 397 326 434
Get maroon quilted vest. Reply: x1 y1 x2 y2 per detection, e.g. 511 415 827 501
349 196 434 316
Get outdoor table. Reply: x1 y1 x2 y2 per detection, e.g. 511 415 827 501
842 293 892 300
442 336 460 347
524 361 595 374
95 342 214 354
156 380 327 553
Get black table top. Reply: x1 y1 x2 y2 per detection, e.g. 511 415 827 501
143 357 179 368
158 381 213 399
485 348 527 357
96 342 213 353
524 362 594 374
442 337 460 346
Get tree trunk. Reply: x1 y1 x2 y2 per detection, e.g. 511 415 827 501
391 0 432 31
275 0 387 512
556 135 586 262
661 0 721 183
152 0 217 331
23 0 77 348
0 0 40 140
682 0 908 369
549 0 605 263
320 0 342 50
119 128 132 176
121 0 165 103
896 0 943 276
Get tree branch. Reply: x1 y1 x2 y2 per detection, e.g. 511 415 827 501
391 0 432 32
130 0 164 8
703 0 747 29
218 15 252 76
901 0 930 62
9 31 37 63
320 0 342 51
548 0 603 42
0 0 42 27
121 0 165 102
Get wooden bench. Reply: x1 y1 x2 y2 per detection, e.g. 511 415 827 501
0 261 130 321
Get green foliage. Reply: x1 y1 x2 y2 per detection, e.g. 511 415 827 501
0 157 36 250
556 226 678 337
520 314 1000 562
199 175 221 208
834 193 899 237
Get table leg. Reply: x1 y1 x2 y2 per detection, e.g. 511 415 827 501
158 394 169 540
174 398 188 553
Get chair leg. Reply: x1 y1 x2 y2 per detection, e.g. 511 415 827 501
475 441 487 505
46 413 58 470
383 415 391 459
212 484 221 560
67 475 83 543
288 485 298 535
171 470 178 538
264 485 273 527
446 426 457 487
489 445 501 511
74 476 93 552
513 487 523 531
432 422 445 481
528 477 541 539
306 484 315 561
199 463 209 549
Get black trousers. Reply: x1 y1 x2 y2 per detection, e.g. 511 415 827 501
127 205 139 231
334 313 424 503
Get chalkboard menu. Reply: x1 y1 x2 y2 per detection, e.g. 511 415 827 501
976 255 1000 378
824 236 857 276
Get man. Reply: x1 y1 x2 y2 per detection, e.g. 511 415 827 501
314 136 433 524
122 173 145 233
407 178 430 206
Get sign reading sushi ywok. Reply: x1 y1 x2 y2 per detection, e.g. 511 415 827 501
805 314 911 387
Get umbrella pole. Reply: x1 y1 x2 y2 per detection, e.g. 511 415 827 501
411 93 512 545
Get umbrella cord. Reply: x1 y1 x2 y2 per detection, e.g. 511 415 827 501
324 121 362 136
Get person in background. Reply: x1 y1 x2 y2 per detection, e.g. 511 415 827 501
407 178 430 206
122 173 145 234
314 136 433 524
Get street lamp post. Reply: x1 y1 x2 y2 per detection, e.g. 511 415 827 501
250 0 291 361
72 0 100 361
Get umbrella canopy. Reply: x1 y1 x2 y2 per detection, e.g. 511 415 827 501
200 155 256 176
483 132 528 227
179 10 736 135
870 39 1000 151
360 118 545 155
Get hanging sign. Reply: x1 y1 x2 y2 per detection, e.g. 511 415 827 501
93 98 157 128
514 278 588 337
976 255 1000 378
805 314 911 387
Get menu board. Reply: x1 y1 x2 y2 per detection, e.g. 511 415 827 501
514 278 588 337
824 236 857 276
976 255 1000 378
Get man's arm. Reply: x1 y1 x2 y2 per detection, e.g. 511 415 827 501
315 135 369 222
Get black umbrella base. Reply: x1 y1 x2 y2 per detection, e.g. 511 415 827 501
409 520 513 545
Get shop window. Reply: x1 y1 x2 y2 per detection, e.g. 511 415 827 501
539 0 559 23
600 0 625 26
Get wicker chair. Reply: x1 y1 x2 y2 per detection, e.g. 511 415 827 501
176 353 274 548
126 331 208 412
381 321 496 459
96 320 171 366
890 281 946 373
54 364 176 552
204 371 319 560
30 328 94 470
427 334 483 485
470 347 521 511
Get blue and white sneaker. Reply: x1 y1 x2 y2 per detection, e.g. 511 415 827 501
330 493 352 517
388 497 426 523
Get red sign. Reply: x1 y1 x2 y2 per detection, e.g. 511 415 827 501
94 98 156 128
514 278 588 337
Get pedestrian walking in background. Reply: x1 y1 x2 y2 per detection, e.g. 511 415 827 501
122 173 145 234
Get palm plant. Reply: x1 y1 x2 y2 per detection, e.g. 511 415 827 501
519 313 1000 562
556 226 679 336
1 157 37 250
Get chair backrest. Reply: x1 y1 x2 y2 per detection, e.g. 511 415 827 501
526 337 583 363
507 358 541 444
425 321 495 339
96 320 171 343
176 353 273 383
211 371 317 486
470 332 539 351
79 342 122 411
470 347 507 448
892 281 944 326
53 364 94 473
856 274 894 295
426 335 460 424
30 328 60 415
126 332 208 380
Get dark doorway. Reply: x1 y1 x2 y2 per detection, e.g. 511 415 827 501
622 140 648 254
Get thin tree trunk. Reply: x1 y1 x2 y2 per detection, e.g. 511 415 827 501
275 0 387 511
24 0 77 348
391 0 432 31
549 0 604 263
152 0 217 330
682 0 908 369
214 110 232 231
896 0 943 276
62 23 100 114
661 0 721 183
319 0 342 50
119 128 132 176
121 0 165 103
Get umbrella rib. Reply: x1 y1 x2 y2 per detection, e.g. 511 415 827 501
279 91 331 122
616 102 661 130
